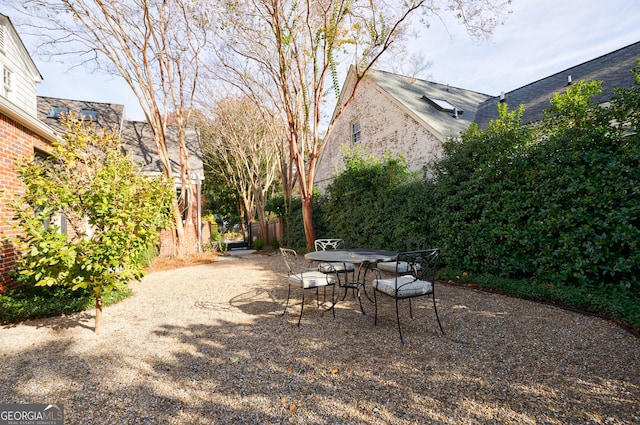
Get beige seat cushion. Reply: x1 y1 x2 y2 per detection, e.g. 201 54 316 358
289 271 336 288
376 261 420 274
373 275 433 298
318 262 355 273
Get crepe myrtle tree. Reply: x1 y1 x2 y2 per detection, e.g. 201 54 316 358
213 0 513 248
10 117 174 333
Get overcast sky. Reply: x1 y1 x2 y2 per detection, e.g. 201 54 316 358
22 0 640 121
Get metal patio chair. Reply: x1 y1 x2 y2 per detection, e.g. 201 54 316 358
280 247 337 326
372 249 444 343
314 238 356 275
376 236 427 274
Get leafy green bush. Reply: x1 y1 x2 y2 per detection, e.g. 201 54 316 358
276 67 640 330
433 79 640 294
0 284 130 325
254 237 265 250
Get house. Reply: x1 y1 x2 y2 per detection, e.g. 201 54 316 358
0 14 56 289
314 68 491 190
475 41 640 128
37 96 206 257
1 11 206 288
316 41 640 190
119 120 205 256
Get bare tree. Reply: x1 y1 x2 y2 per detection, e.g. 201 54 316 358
212 0 512 248
15 0 211 256
199 97 282 243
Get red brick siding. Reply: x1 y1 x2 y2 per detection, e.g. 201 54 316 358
158 184 208 256
0 113 51 290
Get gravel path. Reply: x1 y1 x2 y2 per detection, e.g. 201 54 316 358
1 253 638 424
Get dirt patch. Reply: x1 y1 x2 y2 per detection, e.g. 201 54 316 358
145 251 221 272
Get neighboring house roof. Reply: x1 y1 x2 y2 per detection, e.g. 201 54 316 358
120 121 203 180
36 96 203 180
0 13 43 83
475 41 640 128
37 96 125 137
365 69 492 140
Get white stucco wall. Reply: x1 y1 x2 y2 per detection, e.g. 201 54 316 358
315 77 443 191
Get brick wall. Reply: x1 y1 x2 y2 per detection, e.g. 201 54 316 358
158 184 209 257
315 77 443 191
0 112 51 290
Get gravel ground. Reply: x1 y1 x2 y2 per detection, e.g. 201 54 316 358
1 252 638 424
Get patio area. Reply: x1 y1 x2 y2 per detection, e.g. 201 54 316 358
1 253 638 424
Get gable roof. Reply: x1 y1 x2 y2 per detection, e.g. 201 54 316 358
120 121 203 179
475 41 640 128
37 96 203 180
366 69 492 139
0 13 42 83
37 96 125 137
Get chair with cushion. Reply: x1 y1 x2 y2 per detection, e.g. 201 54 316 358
314 238 369 313
314 238 356 275
280 247 337 326
372 249 444 343
376 236 427 274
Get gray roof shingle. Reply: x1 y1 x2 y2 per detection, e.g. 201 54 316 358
37 96 202 179
368 69 492 139
475 41 640 128
120 121 203 178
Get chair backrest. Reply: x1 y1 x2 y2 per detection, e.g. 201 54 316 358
280 247 298 274
398 236 427 251
396 249 439 281
314 238 344 251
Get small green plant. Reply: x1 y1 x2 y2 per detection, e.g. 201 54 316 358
10 117 174 333
254 237 265 250
202 240 227 252
270 239 280 249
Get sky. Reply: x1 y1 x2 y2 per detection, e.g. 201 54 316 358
17 0 640 122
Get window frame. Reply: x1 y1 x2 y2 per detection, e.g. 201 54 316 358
351 120 361 143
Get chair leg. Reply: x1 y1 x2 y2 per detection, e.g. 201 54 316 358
396 297 404 344
330 285 336 319
373 289 379 326
409 298 414 319
432 294 445 335
283 282 292 316
297 289 305 327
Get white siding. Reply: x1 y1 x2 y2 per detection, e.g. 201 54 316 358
0 16 40 116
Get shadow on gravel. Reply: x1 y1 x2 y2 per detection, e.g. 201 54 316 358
1 255 638 424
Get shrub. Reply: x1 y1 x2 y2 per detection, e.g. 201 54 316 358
254 237 265 250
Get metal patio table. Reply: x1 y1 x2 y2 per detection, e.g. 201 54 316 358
304 249 397 314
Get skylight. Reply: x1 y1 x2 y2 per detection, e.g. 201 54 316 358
421 95 463 116
80 109 99 121
430 98 457 112
48 107 69 119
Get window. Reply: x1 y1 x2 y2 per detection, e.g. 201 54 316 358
80 109 99 121
48 107 69 119
351 121 361 143
2 66 12 98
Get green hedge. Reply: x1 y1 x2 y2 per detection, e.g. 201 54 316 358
281 71 640 307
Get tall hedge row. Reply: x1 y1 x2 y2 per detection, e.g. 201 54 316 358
283 70 639 295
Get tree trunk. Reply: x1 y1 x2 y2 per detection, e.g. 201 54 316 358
95 295 103 334
301 194 316 249
257 206 268 245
